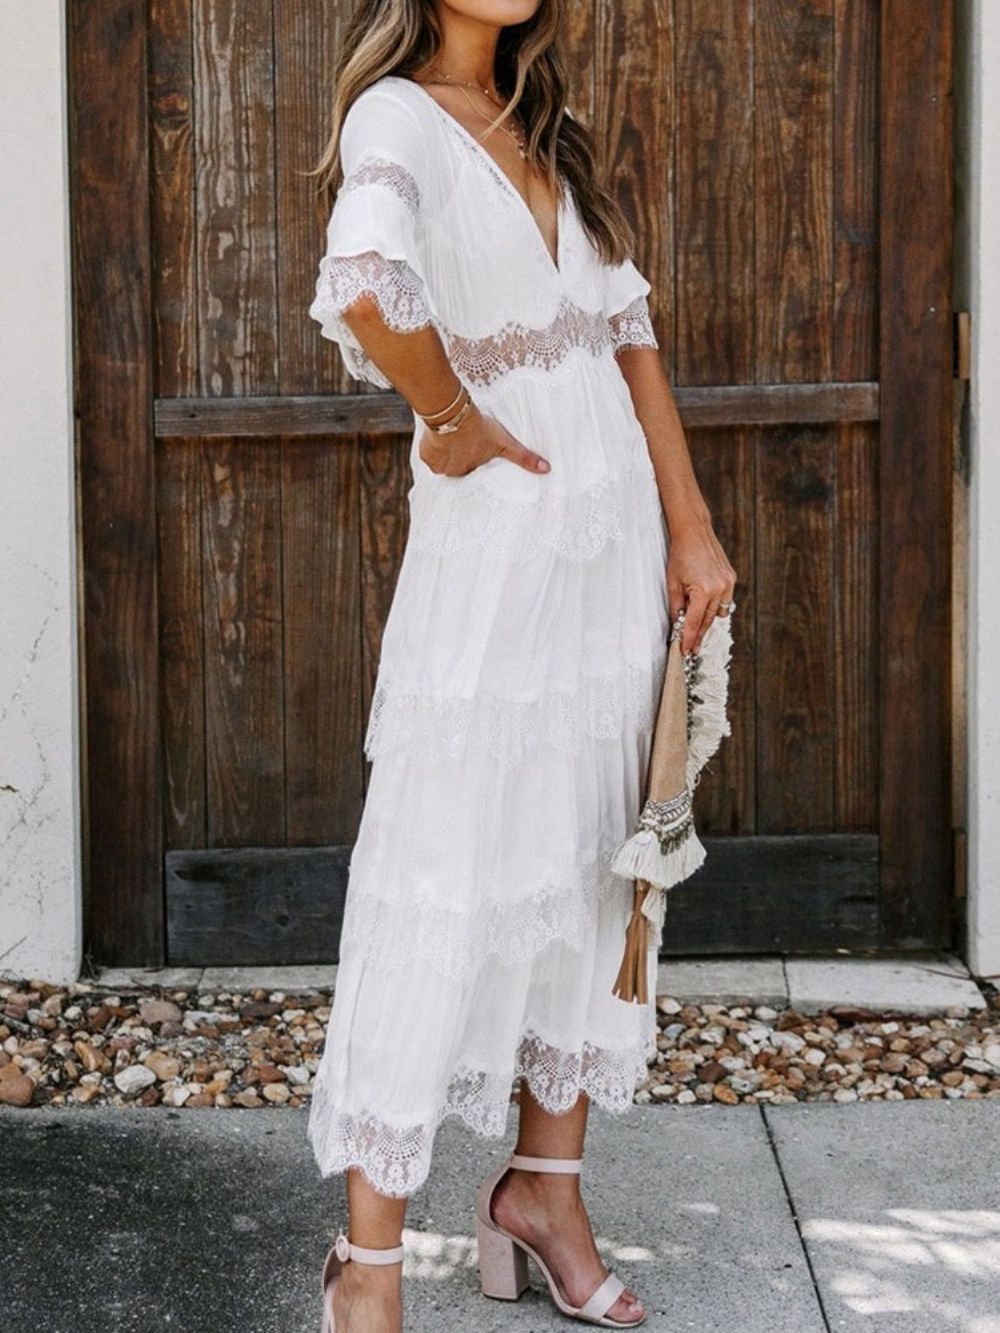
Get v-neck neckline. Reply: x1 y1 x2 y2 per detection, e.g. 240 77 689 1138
401 77 564 276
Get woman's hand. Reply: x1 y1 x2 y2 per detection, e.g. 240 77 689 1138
418 404 550 477
666 515 738 656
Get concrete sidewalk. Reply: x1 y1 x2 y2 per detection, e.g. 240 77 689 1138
3 1100 998 1333
87 951 991 1015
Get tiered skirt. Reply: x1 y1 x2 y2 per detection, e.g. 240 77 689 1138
307 354 671 1197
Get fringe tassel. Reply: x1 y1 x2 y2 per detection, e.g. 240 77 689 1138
611 881 654 1003
686 612 734 792
609 823 707 891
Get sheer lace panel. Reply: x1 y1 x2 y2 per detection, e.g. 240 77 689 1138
444 298 611 387
364 650 666 770
608 295 658 354
307 1024 656 1196
340 832 648 978
338 156 421 216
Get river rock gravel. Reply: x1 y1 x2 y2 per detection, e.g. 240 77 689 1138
1 975 998 1111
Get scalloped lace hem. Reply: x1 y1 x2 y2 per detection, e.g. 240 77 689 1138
407 459 664 563
310 249 436 389
306 1025 656 1197
340 834 640 980
363 649 666 767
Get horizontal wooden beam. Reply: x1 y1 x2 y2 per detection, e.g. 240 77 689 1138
155 381 880 438
166 833 880 966
166 846 351 966
660 833 880 955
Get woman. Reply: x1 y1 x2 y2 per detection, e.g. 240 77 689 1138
306 2 737 1329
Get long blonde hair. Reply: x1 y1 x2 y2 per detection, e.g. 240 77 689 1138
307 0 635 265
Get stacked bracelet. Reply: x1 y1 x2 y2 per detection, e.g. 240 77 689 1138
417 381 476 435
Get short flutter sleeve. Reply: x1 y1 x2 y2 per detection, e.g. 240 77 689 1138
604 256 659 356
309 86 438 388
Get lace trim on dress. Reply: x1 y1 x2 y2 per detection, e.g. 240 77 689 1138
312 250 435 339
306 1024 656 1197
310 250 436 388
608 295 658 354
363 650 666 769
443 298 610 387
407 461 664 564
338 156 421 216
340 833 647 979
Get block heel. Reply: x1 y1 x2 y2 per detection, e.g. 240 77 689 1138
475 1210 531 1299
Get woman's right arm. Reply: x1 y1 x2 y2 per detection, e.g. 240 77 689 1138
339 294 550 476
312 87 547 477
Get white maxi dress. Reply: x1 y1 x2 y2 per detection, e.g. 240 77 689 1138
306 74 669 1198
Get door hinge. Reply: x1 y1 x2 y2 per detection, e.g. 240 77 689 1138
954 310 971 381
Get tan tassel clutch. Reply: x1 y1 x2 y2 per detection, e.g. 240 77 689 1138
611 605 734 1002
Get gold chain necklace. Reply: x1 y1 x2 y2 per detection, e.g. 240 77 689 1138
422 62 528 159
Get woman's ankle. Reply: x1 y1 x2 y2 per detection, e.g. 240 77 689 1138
338 1260 403 1295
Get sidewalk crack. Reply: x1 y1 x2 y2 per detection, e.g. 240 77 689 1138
760 1105 832 1332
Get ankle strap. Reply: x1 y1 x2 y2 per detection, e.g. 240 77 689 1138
334 1231 404 1265
509 1152 582 1174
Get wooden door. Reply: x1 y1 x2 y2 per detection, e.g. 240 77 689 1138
70 0 955 966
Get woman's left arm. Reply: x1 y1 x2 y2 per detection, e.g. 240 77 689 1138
615 345 738 655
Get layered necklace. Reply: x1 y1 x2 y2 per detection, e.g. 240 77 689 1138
419 61 529 159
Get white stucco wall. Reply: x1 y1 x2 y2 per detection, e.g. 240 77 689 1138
966 0 1000 978
0 3 81 986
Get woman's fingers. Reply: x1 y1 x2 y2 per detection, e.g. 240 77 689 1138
680 588 710 654
666 572 687 626
420 416 550 476
679 576 738 654
494 427 550 474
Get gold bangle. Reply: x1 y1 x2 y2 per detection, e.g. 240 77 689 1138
417 380 465 423
429 393 475 434
423 384 469 432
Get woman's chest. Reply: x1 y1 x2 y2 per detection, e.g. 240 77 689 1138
415 109 606 332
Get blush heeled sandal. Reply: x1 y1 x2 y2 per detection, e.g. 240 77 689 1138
474 1151 647 1328
319 1229 404 1333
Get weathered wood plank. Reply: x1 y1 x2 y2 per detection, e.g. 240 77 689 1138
157 441 207 849
150 1 207 856
674 0 755 387
193 0 277 395
833 0 879 381
273 0 346 396
593 0 673 350
562 0 596 123
69 0 163 964
201 440 286 845
166 845 350 965
878 0 954 947
755 424 836 831
834 421 878 828
154 381 880 437
149 0 197 398
281 440 365 844
755 0 835 382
